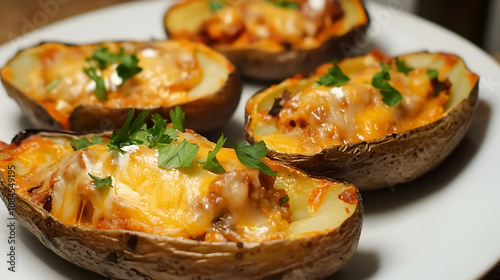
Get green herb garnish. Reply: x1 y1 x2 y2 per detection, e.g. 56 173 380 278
209 0 225 12
84 46 143 100
71 135 103 150
86 45 124 70
45 76 62 91
317 61 350 87
107 109 151 153
83 67 107 100
158 139 200 169
170 106 185 132
199 134 226 174
88 173 112 188
395 57 413 75
427 68 439 79
234 141 276 176
266 0 299 9
371 62 403 106
279 194 289 206
116 54 142 85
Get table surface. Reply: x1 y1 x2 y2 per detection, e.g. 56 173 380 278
0 0 499 279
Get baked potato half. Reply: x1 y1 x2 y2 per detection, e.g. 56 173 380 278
245 50 479 190
164 0 369 81
0 40 242 133
0 111 362 279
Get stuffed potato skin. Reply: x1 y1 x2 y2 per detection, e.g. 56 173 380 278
245 51 479 190
1 40 242 133
164 0 370 81
0 129 363 279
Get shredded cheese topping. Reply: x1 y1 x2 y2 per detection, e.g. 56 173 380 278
1 41 231 129
0 131 357 241
167 0 368 51
248 51 466 155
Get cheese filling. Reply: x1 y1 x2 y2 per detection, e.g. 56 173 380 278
0 134 294 242
252 56 453 155
183 0 359 51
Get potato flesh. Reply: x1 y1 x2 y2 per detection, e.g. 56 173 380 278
1 41 230 128
248 52 479 155
0 132 357 242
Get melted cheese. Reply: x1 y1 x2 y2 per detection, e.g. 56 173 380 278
0 133 291 242
169 0 367 51
252 55 453 155
2 41 231 129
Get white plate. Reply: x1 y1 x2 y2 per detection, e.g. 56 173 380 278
0 1 499 279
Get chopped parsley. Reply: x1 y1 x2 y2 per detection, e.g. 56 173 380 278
107 109 152 153
45 76 62 91
104 107 277 176
279 194 289 206
198 134 226 174
170 106 185 132
86 45 124 70
83 67 107 100
266 0 300 9
371 62 403 106
116 54 142 85
395 57 413 75
84 46 143 100
71 135 103 150
316 61 351 87
427 68 439 80
158 139 200 169
209 0 225 12
88 173 112 188
234 141 276 176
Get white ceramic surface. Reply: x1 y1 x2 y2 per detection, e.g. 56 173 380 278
0 1 499 279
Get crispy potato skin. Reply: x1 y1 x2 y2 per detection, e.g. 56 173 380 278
218 27 368 81
245 54 479 190
164 1 370 81
0 130 363 280
1 41 242 134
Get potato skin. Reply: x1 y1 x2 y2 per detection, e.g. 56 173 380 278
164 0 370 81
0 130 363 280
1 41 242 134
245 53 479 190
219 26 368 82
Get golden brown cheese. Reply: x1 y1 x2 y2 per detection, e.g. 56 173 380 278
248 51 477 155
167 0 366 51
1 41 232 129
0 130 362 243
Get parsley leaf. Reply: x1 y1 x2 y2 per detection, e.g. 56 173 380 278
86 46 124 70
317 61 350 87
209 0 225 12
234 141 276 176
371 62 403 106
427 68 439 79
88 173 112 188
266 0 299 9
83 67 107 100
279 194 289 206
395 57 413 75
116 54 142 85
71 136 103 150
84 46 143 100
45 76 62 91
170 106 185 132
199 134 226 174
107 109 151 153
158 139 200 169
